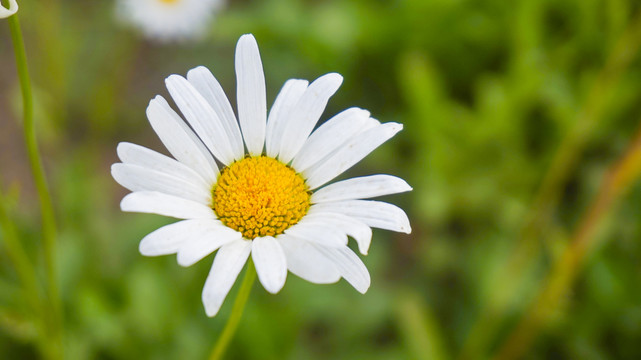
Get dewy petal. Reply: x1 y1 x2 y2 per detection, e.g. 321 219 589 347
0 0 18 18
117 142 210 188
139 219 221 256
177 223 243 267
186 66 244 161
251 236 287 294
147 96 218 184
202 239 252 317
121 191 216 219
235 34 266 156
291 107 370 172
277 234 341 284
284 223 348 248
311 200 412 234
265 79 309 158
278 73 344 164
165 75 237 165
301 211 372 255
312 245 370 294
111 163 211 205
311 175 412 203
304 122 403 189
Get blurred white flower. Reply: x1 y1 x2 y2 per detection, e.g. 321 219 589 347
116 0 223 42
0 0 18 18
112 34 412 317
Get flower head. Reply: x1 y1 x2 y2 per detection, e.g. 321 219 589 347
112 34 412 316
0 0 18 18
115 0 223 42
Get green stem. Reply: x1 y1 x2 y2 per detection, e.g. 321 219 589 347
0 190 49 357
209 259 257 360
5 6 63 359
396 289 450 360
0 193 41 315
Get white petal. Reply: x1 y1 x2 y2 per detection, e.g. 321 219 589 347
312 175 412 203
186 66 244 161
177 223 243 267
358 118 383 133
146 96 218 184
284 223 347 247
202 240 252 317
301 211 372 255
111 163 211 204
139 219 219 256
165 75 236 165
0 0 18 18
277 234 341 284
265 79 309 158
121 191 215 219
251 237 287 294
117 142 211 188
304 122 403 189
278 73 344 163
291 107 370 172
312 245 370 294
311 200 411 234
235 34 266 156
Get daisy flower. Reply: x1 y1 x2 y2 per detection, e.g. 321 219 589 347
116 0 223 42
112 34 412 317
0 0 18 18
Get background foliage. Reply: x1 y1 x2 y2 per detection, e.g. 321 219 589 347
2 0 641 359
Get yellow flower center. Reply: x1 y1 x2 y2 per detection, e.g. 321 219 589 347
158 0 180 4
212 156 311 239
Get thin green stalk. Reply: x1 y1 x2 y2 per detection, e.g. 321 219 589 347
0 193 42 314
5 5 63 359
0 191 50 356
396 289 450 360
209 260 257 360
493 124 641 360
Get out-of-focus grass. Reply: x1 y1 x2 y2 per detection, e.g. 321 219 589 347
1 0 641 359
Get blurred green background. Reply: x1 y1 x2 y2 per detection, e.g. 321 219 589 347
2 0 641 359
